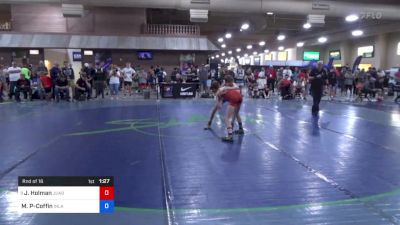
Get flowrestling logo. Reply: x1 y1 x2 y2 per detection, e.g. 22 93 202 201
360 12 383 20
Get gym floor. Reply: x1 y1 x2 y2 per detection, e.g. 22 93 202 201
0 98 400 225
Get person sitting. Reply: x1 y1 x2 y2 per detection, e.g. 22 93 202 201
360 76 377 101
174 73 183 84
279 75 293 100
30 72 43 100
39 72 53 101
54 75 70 102
75 71 91 101
15 74 33 102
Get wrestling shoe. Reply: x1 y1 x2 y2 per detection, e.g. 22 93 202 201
221 136 234 142
233 129 245 135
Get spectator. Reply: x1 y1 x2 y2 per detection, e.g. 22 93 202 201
109 67 121 100
83 63 95 98
199 65 209 93
156 66 164 84
282 66 293 80
376 68 385 91
50 62 61 98
39 72 53 101
121 62 135 96
0 64 5 102
292 67 300 82
266 66 277 93
327 68 337 100
138 68 148 91
147 66 155 87
171 68 179 81
175 73 183 84
7 62 22 101
54 75 70 102
30 71 42 99
21 64 31 80
344 68 354 100
279 75 292 100
35 60 48 76
15 74 32 102
297 69 308 100
62 62 75 100
94 63 107 99
75 71 91 101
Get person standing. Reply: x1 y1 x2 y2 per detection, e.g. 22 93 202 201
309 62 328 116
327 68 337 100
21 64 31 80
282 66 293 80
50 62 61 99
7 62 22 101
109 67 121 100
94 63 107 99
36 61 48 76
344 68 354 100
121 62 136 96
199 65 209 94
266 66 277 94
62 62 75 100
0 64 6 102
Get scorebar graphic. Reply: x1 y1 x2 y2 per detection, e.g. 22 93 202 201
18 176 114 213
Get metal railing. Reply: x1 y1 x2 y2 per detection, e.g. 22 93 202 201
144 24 200 36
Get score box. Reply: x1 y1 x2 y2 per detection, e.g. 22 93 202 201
18 176 114 214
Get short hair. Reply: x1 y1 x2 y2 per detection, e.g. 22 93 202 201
224 75 234 83
210 81 220 91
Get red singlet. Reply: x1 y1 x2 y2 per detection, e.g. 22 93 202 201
224 89 243 107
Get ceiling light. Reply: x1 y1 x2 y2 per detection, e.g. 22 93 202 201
345 14 359 22
211 56 215 59
236 48 241 52
221 59 224 63
246 45 252 49
266 12 274 15
244 54 249 57
84 50 93 56
236 55 241 59
352 30 364 36
241 23 249 30
277 35 286 41
303 23 312 29
228 50 232 54
253 51 258 55
221 44 226 48
259 41 266 46
264 49 269 53
225 33 232 39
278 46 284 51
218 38 224 43
29 49 40 55
216 55 220 58
296 42 304 47
318 37 327 43
221 53 226 56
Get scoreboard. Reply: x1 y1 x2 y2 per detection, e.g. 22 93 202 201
18 176 114 213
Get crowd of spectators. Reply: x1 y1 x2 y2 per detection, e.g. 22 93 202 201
236 65 400 103
0 61 185 102
0 60 399 103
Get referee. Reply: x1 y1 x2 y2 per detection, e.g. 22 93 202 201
309 62 328 116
